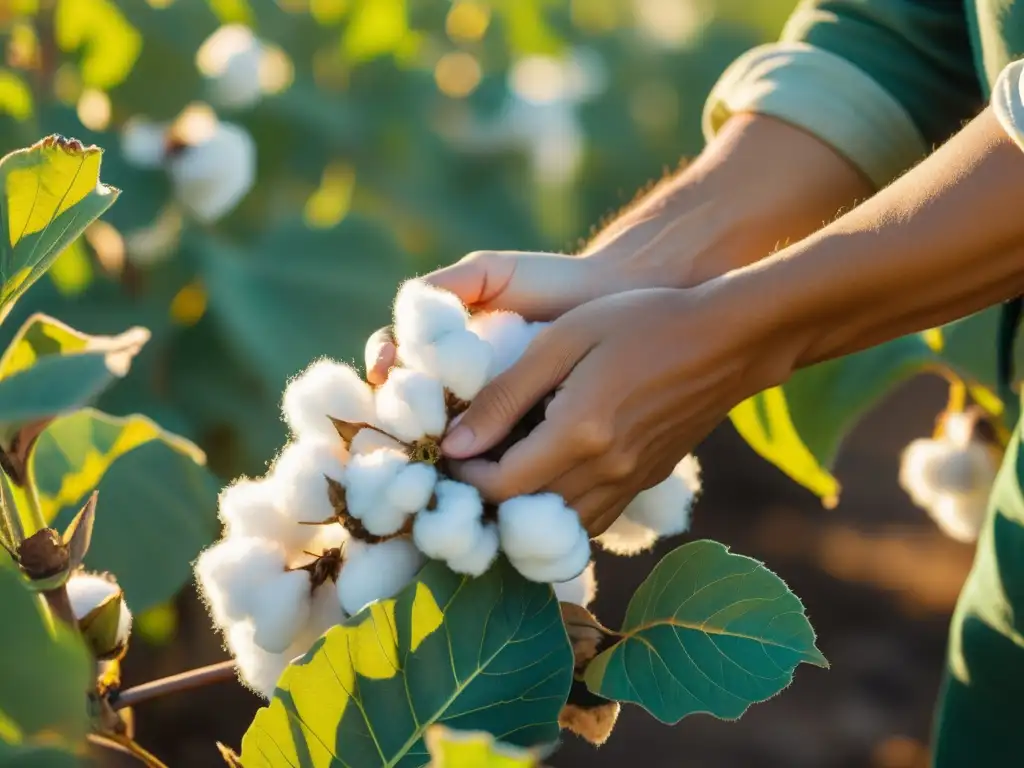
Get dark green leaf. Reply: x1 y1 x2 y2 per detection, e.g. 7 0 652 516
585 540 826 724
240 557 573 767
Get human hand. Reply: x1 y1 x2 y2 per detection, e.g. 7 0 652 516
435 284 799 534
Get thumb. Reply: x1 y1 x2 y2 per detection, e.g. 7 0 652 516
440 324 585 458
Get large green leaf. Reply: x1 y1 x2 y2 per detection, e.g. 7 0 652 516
240 558 573 767
0 564 91 762
29 408 218 611
0 135 119 322
424 726 540 768
0 313 148 436
729 335 936 504
585 540 826 723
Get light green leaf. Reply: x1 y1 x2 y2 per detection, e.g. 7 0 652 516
241 558 572 767
0 314 148 435
55 0 142 90
0 564 90 761
424 725 541 768
0 70 33 122
29 409 218 611
585 540 826 724
0 135 119 322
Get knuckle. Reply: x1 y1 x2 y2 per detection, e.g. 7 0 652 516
478 379 522 423
573 419 614 456
601 450 638 481
460 250 498 269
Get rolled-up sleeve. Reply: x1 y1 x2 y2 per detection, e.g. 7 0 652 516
703 0 983 190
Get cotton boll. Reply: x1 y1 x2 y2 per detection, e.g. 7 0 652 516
623 455 701 538
899 438 948 509
375 368 447 443
226 622 289 699
336 538 426 616
218 477 291 542
468 312 545 378
445 522 501 577
343 448 411 535
350 428 405 455
393 279 469 348
166 121 256 223
511 528 592 584
282 358 376 446
271 440 346 550
387 462 438 514
552 562 596 607
120 117 167 169
498 494 586 560
412 480 484 560
197 24 264 111
928 493 989 543
66 572 133 648
306 522 349 555
594 514 659 555
402 329 494 401
304 582 347 641
250 570 312 654
195 537 287 625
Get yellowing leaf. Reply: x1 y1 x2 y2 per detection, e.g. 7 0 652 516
342 0 410 63
409 581 442 652
46 236 93 296
425 725 540 767
55 0 141 89
0 69 33 121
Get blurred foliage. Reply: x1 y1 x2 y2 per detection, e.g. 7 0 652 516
0 0 798 481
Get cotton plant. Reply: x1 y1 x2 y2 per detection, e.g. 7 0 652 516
194 278 702 698
899 407 1002 543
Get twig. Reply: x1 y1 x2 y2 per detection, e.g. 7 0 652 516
111 660 237 711
87 733 169 768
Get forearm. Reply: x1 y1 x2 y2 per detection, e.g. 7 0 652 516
735 107 1024 374
586 113 872 288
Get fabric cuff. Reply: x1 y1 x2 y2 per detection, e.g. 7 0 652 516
702 42 929 190
992 59 1024 152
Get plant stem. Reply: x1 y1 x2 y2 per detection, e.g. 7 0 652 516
87 733 170 768
112 660 237 711
0 471 24 545
21 482 48 538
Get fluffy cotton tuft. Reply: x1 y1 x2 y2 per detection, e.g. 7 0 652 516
167 121 256 223
250 570 312 654
336 538 426 616
66 572 133 646
343 449 414 536
375 368 447 443
272 440 346 548
402 329 493 401
623 455 701 537
498 494 587 561
195 537 287 625
218 477 291 542
412 480 485 560
387 462 438 514
552 561 596 608
282 358 376 446
393 280 469 348
511 527 591 584
594 514 660 555
445 522 501 577
120 118 168 169
197 24 265 111
226 622 289 699
468 312 547 378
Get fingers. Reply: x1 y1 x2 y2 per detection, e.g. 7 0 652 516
364 326 396 385
570 487 632 537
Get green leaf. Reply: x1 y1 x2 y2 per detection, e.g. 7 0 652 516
0 314 148 435
55 0 142 90
730 336 935 504
0 136 119 322
424 725 540 768
585 540 826 724
0 70 33 123
0 563 90 760
240 558 573 767
29 409 218 611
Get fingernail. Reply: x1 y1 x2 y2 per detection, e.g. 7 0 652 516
442 424 475 456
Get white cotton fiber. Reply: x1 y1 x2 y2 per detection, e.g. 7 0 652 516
120 117 168 169
218 477 291 542
899 439 949 509
282 358 376 446
195 537 286 625
393 280 469 348
271 440 347 548
468 312 546 378
386 462 438 514
445 522 501 577
375 368 447 443
336 537 426 616
412 480 485 560
66 572 133 647
343 448 412 535
928 493 990 543
226 622 289 699
498 494 587 561
594 514 660 555
401 329 494 401
510 527 591 584
552 561 596 608
350 428 405 456
304 581 347 640
167 121 256 223
622 455 701 538
250 570 312 654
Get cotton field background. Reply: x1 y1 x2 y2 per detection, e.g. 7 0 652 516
0 1 985 767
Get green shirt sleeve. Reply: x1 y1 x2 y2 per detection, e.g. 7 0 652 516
703 0 984 189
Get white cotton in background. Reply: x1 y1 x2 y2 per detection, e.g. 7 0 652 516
282 358 376 446
928 493 990 544
271 440 347 548
374 368 448 443
412 480 485 560
66 572 133 646
336 537 426 616
350 427 405 455
197 24 264 111
249 570 312 654
386 462 438 515
401 329 494 401
899 439 951 509
552 561 596 608
343 448 412 535
218 477 291 542
497 494 587 561
194 537 287 625
594 513 659 555
393 280 469 348
468 312 545 378
445 522 501 577
120 117 168 169
510 527 592 584
622 454 701 538
166 120 256 223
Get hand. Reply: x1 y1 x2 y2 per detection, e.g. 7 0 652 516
437 284 799 534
